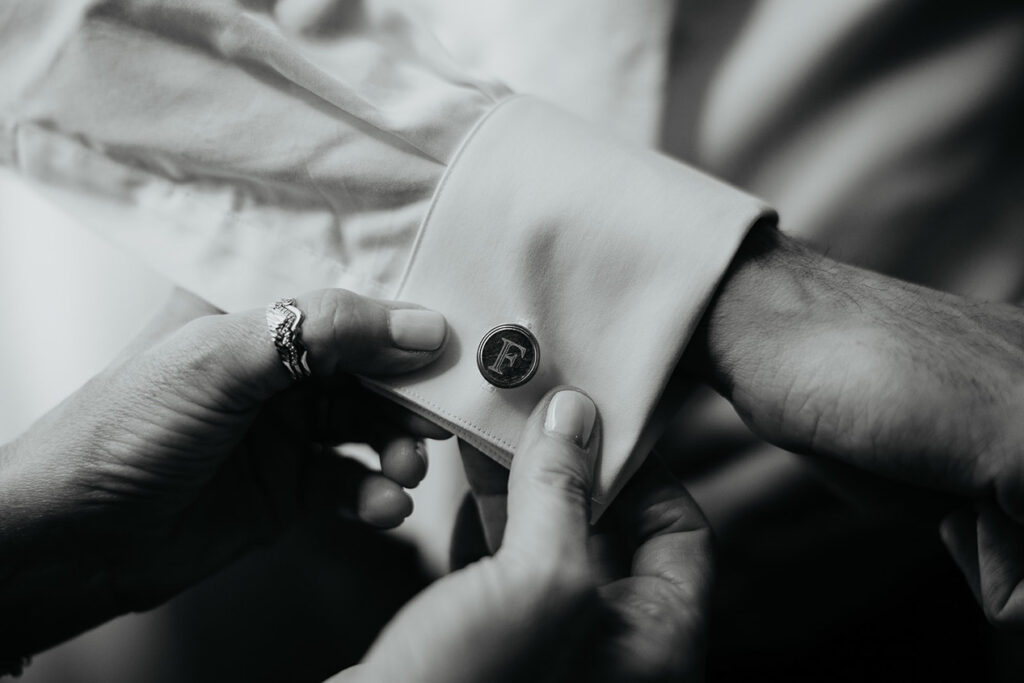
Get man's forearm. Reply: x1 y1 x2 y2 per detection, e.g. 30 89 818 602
683 221 1024 498
683 220 830 394
681 219 862 421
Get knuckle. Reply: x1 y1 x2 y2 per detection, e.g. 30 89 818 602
606 581 706 678
984 600 1022 629
982 577 1024 628
140 313 262 403
642 496 704 538
526 458 592 505
307 289 379 371
168 315 239 384
316 289 364 334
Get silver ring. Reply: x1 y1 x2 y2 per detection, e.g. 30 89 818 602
266 298 311 380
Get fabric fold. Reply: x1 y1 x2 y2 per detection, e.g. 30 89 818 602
366 96 773 514
1 0 773 512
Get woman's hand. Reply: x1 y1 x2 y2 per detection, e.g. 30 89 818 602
332 388 713 683
0 287 449 657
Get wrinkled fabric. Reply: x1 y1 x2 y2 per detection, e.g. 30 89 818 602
0 0 763 508
0 0 506 305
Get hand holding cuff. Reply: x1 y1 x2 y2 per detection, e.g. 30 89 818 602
367 96 773 513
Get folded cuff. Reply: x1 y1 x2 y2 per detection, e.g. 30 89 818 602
367 95 774 515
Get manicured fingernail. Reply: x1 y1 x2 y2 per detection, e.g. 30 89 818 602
544 390 596 447
389 309 446 351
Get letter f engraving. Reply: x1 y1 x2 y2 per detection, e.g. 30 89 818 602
487 337 528 376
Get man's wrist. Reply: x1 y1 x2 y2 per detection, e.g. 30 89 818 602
682 221 840 394
685 219 1024 498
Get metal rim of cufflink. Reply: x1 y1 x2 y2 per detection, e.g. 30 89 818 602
476 323 540 389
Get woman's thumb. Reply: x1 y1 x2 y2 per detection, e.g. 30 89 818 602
163 289 448 402
501 388 600 566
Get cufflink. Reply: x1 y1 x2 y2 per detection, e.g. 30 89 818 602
477 324 540 388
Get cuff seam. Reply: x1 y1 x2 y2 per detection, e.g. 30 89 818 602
398 385 516 455
391 94 526 300
361 379 514 466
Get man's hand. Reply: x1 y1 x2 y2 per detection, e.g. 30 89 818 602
334 388 713 683
684 222 1024 625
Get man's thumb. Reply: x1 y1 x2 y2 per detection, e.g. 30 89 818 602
501 388 600 565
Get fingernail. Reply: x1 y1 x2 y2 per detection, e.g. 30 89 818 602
544 390 596 447
415 440 429 469
389 309 446 351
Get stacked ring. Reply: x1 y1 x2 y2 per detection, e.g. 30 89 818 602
266 298 312 380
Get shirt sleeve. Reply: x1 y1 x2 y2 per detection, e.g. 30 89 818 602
0 0 773 513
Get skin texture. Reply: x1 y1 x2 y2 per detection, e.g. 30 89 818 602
445 220 1024 682
429 219 1024 682
0 287 449 658
333 389 713 683
684 222 1024 625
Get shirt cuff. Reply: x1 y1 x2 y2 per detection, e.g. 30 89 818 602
366 95 774 515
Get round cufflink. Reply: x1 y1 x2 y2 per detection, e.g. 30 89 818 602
477 324 540 388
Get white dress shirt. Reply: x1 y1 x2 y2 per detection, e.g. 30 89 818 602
0 0 769 511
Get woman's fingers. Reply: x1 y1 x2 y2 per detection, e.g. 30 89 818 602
165 288 447 404
345 390 602 683
378 436 429 489
457 388 602 561
277 289 446 377
368 400 452 441
350 390 452 444
322 397 434 489
501 388 601 573
286 380 450 447
301 449 413 528
352 473 414 528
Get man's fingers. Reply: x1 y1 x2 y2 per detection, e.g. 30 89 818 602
501 388 601 571
164 288 447 403
593 456 714 681
609 455 710 546
941 506 984 607
943 502 1024 628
